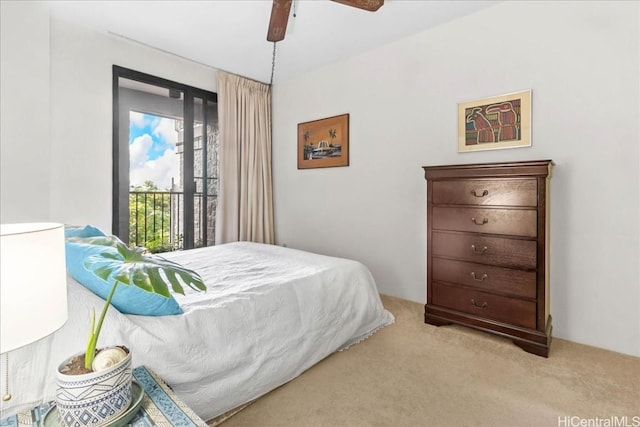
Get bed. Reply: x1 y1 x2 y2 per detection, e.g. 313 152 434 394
3 241 394 421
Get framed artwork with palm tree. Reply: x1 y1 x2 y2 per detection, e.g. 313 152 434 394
298 114 349 169
458 90 531 152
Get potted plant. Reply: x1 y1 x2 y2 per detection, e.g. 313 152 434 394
56 235 205 427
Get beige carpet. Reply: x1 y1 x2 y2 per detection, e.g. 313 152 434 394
208 295 640 426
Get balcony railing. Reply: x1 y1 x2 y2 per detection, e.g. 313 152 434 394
129 190 216 253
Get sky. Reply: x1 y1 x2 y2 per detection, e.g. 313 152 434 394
129 111 180 190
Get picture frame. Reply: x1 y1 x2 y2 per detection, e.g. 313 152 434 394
298 114 349 169
458 90 531 153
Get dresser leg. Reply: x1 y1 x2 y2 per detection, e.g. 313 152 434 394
424 312 453 326
512 340 550 358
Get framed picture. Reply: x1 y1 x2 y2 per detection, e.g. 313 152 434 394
298 114 349 169
458 90 531 153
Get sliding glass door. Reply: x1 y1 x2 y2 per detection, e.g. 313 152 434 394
113 66 218 251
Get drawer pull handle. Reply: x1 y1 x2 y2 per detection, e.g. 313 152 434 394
471 189 489 197
471 272 488 282
470 299 488 309
471 217 489 225
471 244 488 254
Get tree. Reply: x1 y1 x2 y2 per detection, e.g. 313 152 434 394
129 180 175 253
329 128 337 144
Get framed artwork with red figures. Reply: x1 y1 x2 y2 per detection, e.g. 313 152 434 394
458 90 531 152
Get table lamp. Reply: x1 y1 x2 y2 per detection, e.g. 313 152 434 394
0 223 68 401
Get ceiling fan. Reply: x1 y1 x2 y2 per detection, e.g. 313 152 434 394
267 0 384 42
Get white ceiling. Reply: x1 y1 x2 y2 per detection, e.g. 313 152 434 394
48 0 500 84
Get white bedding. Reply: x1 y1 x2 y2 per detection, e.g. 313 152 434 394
3 242 393 421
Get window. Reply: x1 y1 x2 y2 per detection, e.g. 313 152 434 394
112 66 218 251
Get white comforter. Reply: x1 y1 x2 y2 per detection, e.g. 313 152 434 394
2 242 393 421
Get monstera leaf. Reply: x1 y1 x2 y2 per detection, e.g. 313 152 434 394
79 235 206 297
67 235 206 370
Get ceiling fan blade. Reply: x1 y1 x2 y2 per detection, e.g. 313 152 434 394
331 0 384 12
267 0 292 42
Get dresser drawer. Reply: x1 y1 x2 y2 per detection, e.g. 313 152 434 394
432 258 536 298
431 232 537 269
432 282 536 329
432 207 537 237
433 179 537 207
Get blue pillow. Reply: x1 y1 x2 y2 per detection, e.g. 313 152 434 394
65 236 183 316
64 225 106 238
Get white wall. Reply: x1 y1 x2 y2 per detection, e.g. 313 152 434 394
0 1 51 223
47 17 218 232
272 1 640 356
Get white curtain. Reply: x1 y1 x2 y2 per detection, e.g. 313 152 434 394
215 71 274 244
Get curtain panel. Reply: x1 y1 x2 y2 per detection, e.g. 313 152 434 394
215 71 275 244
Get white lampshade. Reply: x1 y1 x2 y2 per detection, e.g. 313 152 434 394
0 223 68 353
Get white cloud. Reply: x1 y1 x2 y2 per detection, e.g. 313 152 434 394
129 134 180 190
129 134 153 168
129 111 148 128
152 117 178 146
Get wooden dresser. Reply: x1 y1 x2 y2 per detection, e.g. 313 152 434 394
423 160 553 357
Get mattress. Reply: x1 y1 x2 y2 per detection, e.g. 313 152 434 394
2 242 394 421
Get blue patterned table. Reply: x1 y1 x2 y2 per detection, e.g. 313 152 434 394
0 366 207 427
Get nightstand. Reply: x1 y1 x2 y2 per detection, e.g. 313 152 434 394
0 366 207 427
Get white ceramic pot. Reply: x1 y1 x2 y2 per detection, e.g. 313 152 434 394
55 348 132 427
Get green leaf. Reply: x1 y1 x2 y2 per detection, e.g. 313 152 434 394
177 269 206 291
131 264 153 292
92 265 116 281
164 270 185 295
147 268 171 298
84 248 206 296
74 233 207 371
